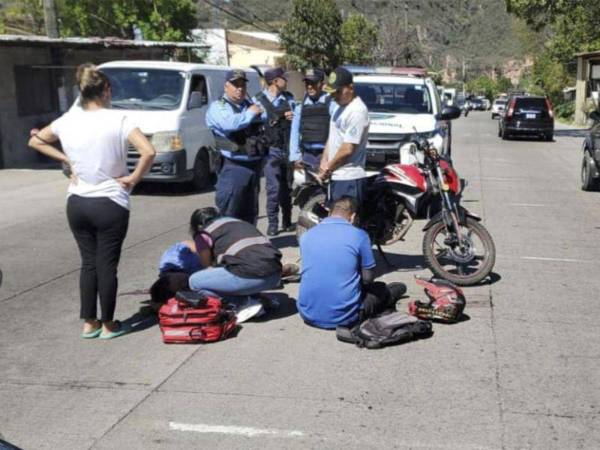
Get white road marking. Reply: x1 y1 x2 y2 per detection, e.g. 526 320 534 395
521 256 591 263
169 422 305 437
506 203 546 207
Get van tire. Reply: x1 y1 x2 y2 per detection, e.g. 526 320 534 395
191 150 211 191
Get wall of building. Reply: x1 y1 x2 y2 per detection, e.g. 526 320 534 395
228 44 283 68
0 45 184 168
575 55 600 126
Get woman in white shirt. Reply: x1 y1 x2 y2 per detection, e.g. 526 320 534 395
29 63 156 339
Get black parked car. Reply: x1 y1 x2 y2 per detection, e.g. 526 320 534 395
498 95 554 141
581 110 600 191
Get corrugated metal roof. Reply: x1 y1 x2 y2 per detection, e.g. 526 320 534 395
575 49 600 58
0 34 208 49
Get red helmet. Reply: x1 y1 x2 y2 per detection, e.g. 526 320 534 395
408 277 465 322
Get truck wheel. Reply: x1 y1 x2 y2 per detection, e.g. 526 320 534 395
191 150 211 191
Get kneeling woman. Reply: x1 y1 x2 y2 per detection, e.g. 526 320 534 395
188 207 283 301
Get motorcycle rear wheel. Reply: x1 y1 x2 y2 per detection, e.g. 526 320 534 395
423 217 496 286
296 192 328 241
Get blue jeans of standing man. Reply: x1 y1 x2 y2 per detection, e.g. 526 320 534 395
189 267 281 302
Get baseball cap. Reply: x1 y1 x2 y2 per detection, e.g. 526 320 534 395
225 69 248 83
264 67 287 83
303 68 325 83
324 67 353 93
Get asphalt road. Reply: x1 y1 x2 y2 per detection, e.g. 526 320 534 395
0 111 598 450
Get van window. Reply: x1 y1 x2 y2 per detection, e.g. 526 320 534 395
103 68 185 110
355 82 432 114
188 75 208 109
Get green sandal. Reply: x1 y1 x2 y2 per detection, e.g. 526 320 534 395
99 321 132 340
81 327 102 339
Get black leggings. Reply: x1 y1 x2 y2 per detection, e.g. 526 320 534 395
67 195 129 322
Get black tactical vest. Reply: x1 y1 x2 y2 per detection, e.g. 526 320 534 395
214 97 269 157
255 92 293 151
203 217 282 278
300 95 331 145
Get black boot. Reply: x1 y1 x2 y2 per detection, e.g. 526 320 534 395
267 223 279 236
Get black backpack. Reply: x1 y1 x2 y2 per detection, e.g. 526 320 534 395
336 312 433 349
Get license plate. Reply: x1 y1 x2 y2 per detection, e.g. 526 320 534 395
368 152 385 163
526 113 536 119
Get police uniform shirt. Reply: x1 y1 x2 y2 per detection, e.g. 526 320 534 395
205 96 263 161
289 93 338 162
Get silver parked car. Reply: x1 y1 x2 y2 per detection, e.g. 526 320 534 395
491 98 507 119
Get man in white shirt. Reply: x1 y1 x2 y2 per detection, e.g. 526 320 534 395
319 67 370 205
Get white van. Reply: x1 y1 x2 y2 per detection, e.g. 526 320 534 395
96 61 261 189
354 73 460 169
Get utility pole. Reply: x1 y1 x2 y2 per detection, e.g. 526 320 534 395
462 58 466 98
43 0 59 38
404 1 409 65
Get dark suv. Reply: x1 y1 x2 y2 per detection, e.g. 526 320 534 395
581 110 600 191
499 95 554 141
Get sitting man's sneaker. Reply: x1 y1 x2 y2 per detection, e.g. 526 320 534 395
387 282 407 302
267 224 279 236
281 263 300 283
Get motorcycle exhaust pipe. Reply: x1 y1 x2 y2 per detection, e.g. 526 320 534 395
297 212 319 230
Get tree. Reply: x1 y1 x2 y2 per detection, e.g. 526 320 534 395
506 0 600 66
496 76 514 94
0 0 45 35
58 0 197 41
531 52 572 104
280 0 342 71
467 75 497 101
340 13 377 65
0 0 197 41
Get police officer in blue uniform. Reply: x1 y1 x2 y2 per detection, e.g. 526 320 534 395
289 68 336 171
254 67 296 236
206 69 266 225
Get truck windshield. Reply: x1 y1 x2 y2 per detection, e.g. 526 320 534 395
355 82 432 114
102 68 186 110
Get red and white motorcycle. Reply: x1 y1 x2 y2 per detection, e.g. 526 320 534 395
293 138 496 286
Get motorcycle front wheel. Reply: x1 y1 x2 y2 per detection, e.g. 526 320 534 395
423 217 496 286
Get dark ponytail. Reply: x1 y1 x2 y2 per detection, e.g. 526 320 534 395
190 207 220 236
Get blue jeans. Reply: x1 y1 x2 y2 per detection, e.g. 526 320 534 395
328 178 366 206
188 267 281 301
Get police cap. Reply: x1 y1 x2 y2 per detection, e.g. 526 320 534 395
303 68 325 83
225 69 248 83
264 67 288 84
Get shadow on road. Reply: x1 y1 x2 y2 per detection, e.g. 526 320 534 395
269 233 298 250
122 302 159 334
555 128 589 138
132 182 214 197
373 252 427 277
254 292 297 322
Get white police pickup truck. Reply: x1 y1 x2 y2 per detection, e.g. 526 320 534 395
95 61 261 189
353 72 460 169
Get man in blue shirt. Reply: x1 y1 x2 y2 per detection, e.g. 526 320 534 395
206 69 265 225
298 197 405 329
289 69 336 171
254 67 296 236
